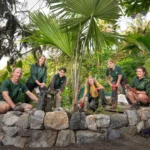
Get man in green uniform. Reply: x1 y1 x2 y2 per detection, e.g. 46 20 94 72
0 68 38 113
105 59 128 109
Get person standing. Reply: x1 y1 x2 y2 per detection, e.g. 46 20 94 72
105 59 128 109
48 67 67 108
25 55 47 103
0 68 38 113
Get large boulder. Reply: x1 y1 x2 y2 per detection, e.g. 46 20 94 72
2 135 16 146
16 113 30 129
86 115 97 131
18 128 31 137
70 112 87 130
30 110 45 129
94 114 110 128
125 110 140 126
3 126 19 137
56 130 75 146
44 111 69 130
76 130 104 144
120 126 137 137
2 112 20 126
14 136 29 148
106 129 121 140
110 114 128 129
29 130 57 148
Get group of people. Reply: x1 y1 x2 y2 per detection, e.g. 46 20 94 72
79 59 150 111
0 55 67 113
0 56 150 114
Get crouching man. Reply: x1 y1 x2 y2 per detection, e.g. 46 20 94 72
0 68 38 113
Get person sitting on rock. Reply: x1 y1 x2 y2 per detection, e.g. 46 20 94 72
126 66 150 109
80 76 106 112
0 68 38 114
48 67 67 109
25 55 47 103
105 59 128 109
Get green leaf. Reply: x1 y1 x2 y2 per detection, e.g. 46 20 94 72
16 60 23 68
7 61 12 73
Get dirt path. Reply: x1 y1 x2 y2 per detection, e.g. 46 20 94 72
0 135 150 150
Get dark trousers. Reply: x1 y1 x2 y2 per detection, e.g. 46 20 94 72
25 82 38 103
88 89 106 111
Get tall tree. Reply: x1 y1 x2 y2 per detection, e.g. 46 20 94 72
0 0 29 61
25 0 120 111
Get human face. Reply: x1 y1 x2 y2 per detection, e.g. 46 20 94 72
39 56 46 66
136 68 145 79
12 68 22 80
107 61 114 69
88 77 94 85
59 70 65 77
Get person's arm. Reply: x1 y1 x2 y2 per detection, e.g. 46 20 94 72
60 77 67 92
116 66 123 86
116 74 122 87
2 91 15 108
49 75 56 89
25 91 38 102
95 80 104 90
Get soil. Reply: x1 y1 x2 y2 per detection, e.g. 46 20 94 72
0 135 150 150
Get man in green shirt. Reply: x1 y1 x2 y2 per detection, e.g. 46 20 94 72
0 68 38 113
105 59 128 109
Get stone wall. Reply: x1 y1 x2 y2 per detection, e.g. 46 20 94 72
1 108 150 148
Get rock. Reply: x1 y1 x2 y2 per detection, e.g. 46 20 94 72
3 126 19 137
94 114 110 128
110 114 128 129
0 114 4 132
0 132 5 144
86 115 97 131
70 112 87 130
30 110 45 129
107 129 121 140
44 111 69 130
2 112 20 126
14 136 29 148
18 128 31 137
125 110 140 126
56 130 75 146
136 121 144 133
2 135 15 145
16 113 29 129
120 126 137 137
29 130 57 148
76 130 104 144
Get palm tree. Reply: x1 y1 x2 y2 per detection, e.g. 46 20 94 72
25 0 120 111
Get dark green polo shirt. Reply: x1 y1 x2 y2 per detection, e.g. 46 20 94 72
0 79 28 103
131 76 150 96
106 65 124 82
27 63 47 85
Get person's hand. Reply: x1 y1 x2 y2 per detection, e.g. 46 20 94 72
94 88 98 92
129 87 137 94
80 101 84 108
13 105 24 112
112 84 118 90
40 83 45 88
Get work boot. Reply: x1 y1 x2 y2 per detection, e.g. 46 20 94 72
130 102 140 110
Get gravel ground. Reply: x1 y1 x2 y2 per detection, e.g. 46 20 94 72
0 135 150 150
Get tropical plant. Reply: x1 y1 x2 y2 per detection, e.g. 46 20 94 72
24 0 120 111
